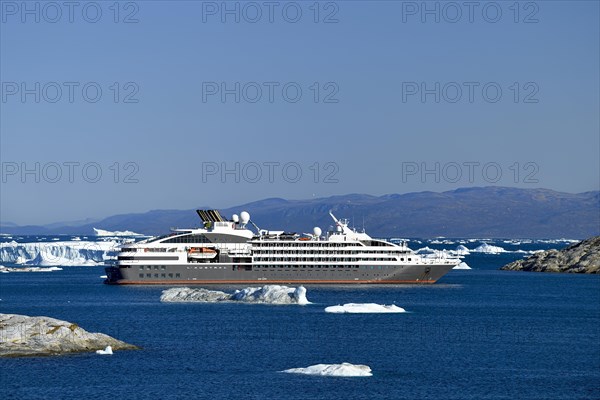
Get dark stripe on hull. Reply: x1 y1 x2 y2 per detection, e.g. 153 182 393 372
106 279 437 285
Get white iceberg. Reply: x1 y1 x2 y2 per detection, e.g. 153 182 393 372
324 303 405 314
472 243 507 254
0 265 63 273
453 262 471 270
160 285 310 305
93 228 144 237
454 245 470 255
0 240 120 266
282 363 372 377
231 285 309 305
415 246 435 254
429 239 455 245
96 346 113 355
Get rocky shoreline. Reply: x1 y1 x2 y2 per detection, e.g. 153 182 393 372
0 313 138 357
500 236 600 274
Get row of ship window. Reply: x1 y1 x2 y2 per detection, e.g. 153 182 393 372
253 242 361 247
161 234 211 244
139 265 167 270
252 250 398 255
253 265 395 269
139 273 181 278
123 248 178 253
254 257 396 262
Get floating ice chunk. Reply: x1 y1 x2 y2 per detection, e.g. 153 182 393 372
15 256 31 264
93 228 143 237
454 245 470 255
472 243 507 254
231 285 309 305
282 363 372 377
160 285 310 305
161 287 231 303
415 246 435 254
96 346 113 355
453 262 471 270
429 239 455 245
324 303 405 314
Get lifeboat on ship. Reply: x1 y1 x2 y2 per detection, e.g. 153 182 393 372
187 247 218 260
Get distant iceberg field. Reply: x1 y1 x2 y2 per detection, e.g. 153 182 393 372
0 239 120 266
0 235 571 268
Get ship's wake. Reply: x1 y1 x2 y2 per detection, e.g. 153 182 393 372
160 285 310 305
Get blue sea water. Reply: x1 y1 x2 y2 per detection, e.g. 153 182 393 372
1 237 599 399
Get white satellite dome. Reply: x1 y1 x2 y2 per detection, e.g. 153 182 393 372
232 214 239 223
313 227 322 237
240 211 250 224
336 225 342 232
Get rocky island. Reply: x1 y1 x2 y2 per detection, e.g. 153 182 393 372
0 313 138 357
501 236 600 273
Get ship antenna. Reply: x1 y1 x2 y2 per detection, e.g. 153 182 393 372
249 219 261 233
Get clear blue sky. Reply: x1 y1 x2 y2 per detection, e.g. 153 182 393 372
1 1 599 225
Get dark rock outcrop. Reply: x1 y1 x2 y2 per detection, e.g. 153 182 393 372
0 313 138 357
500 236 600 273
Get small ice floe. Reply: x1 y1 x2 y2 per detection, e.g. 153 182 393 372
453 262 472 270
282 363 372 377
324 303 405 314
472 243 507 254
454 245 470 256
160 285 310 305
96 346 113 355
415 246 435 254
93 228 143 237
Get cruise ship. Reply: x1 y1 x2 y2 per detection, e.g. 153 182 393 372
104 210 459 285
